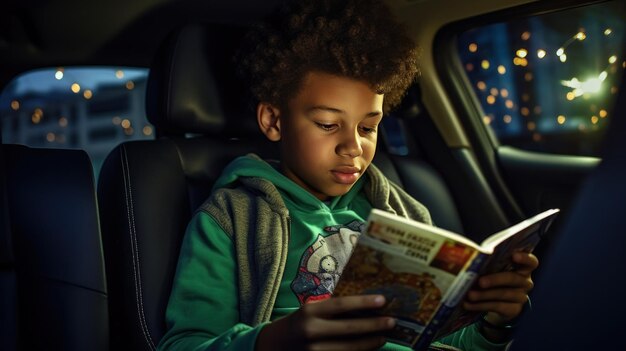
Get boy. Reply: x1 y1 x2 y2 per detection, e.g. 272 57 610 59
158 0 537 350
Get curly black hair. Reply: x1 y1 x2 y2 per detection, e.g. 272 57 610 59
237 0 419 113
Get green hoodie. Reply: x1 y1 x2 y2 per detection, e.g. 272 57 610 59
157 154 508 351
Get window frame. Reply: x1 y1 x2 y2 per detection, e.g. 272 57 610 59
434 0 612 160
432 0 610 221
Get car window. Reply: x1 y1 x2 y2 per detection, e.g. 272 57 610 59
1 67 152 175
457 0 626 157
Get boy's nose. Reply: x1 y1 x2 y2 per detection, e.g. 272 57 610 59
336 129 363 158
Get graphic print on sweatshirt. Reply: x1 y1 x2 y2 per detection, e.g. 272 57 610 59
291 220 365 304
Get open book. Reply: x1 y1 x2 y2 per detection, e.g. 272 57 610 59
333 208 560 350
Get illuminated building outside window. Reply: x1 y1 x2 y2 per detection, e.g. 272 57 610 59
457 1 625 156
1 67 152 174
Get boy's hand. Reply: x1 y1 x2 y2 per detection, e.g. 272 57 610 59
256 295 394 351
463 252 538 325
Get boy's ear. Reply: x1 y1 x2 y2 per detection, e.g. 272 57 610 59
257 102 282 141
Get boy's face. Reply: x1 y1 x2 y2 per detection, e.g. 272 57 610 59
273 71 384 201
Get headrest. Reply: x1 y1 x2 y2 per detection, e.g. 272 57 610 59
391 83 424 120
146 23 258 136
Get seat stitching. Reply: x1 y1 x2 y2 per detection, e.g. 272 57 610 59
121 146 156 350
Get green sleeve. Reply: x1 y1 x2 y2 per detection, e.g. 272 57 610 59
435 323 510 351
157 212 265 351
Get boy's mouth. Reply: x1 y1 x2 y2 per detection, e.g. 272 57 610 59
331 166 361 184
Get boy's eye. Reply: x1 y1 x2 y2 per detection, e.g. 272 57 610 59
360 125 377 134
315 122 337 131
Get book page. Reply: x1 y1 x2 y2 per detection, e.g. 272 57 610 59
363 209 483 251
333 208 559 347
333 210 481 347
431 208 560 340
480 208 560 252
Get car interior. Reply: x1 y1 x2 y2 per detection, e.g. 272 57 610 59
1 0 624 350
510 66 626 350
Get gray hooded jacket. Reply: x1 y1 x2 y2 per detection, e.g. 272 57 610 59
201 155 431 326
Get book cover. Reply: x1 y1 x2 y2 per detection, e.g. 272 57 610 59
333 208 559 350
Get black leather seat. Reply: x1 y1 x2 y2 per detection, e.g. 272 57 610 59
97 23 278 351
1 145 108 351
97 23 464 351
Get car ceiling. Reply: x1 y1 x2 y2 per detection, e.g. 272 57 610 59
0 0 536 87
0 0 283 85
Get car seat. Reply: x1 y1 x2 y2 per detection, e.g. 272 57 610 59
97 23 279 351
1 145 108 351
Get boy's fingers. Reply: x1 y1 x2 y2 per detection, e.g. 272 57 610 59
305 295 386 316
466 288 528 304
512 252 539 274
479 272 534 290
